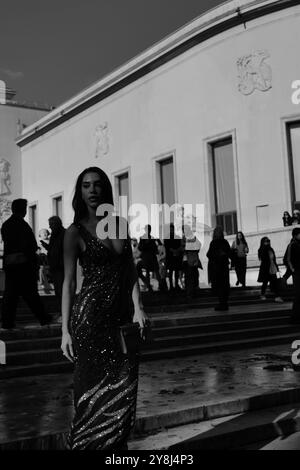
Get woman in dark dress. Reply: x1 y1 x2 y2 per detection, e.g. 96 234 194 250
231 231 249 287
257 237 283 303
61 167 148 450
207 226 232 311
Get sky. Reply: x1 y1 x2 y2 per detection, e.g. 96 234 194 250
0 0 225 107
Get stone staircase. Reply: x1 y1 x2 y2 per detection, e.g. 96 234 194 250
0 287 299 379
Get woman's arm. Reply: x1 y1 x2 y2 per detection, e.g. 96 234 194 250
61 225 79 362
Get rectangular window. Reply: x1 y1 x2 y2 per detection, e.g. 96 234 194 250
28 204 37 238
159 157 175 206
53 195 63 220
287 121 300 208
116 172 129 218
209 138 237 235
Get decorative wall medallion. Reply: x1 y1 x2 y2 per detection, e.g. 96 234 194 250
0 158 11 195
237 51 272 95
94 122 110 158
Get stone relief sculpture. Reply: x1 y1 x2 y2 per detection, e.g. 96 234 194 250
0 158 11 195
94 122 110 158
237 51 272 95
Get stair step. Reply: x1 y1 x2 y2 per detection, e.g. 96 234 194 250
168 402 300 450
5 316 293 352
154 315 292 336
0 361 73 379
140 332 300 360
0 332 297 379
4 324 300 366
144 325 300 349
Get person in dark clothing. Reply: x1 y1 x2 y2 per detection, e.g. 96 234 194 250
206 226 232 311
289 227 300 323
183 224 202 299
292 209 300 225
231 231 249 287
283 237 294 283
257 237 283 302
282 211 293 227
164 223 183 291
137 225 161 292
43 216 65 313
1 199 52 329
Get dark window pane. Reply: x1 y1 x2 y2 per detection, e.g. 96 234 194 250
216 214 224 231
160 158 175 207
288 122 300 203
29 205 37 238
225 214 232 235
118 173 129 200
54 196 62 219
212 140 236 214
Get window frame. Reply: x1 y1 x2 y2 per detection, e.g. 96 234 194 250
113 167 131 218
203 129 241 235
286 120 300 210
51 192 64 222
28 201 38 239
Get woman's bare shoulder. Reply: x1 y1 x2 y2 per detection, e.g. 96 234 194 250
65 224 81 243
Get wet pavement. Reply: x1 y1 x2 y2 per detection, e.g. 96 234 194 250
0 342 300 447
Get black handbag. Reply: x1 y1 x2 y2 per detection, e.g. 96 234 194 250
119 321 153 354
119 322 142 355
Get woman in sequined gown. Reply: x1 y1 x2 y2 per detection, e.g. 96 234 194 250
61 167 148 450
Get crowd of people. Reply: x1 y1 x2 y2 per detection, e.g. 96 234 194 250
0 167 300 450
282 210 300 226
132 222 202 299
0 200 65 329
1 199 300 328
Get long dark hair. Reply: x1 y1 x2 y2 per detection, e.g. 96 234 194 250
213 226 224 240
236 231 248 247
258 236 271 261
72 167 114 223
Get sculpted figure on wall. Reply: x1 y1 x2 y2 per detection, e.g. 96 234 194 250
0 158 11 195
237 50 272 95
94 122 110 158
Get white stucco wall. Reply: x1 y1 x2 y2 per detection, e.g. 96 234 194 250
0 105 47 201
20 2 300 258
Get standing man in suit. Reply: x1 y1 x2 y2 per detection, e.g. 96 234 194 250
1 199 52 329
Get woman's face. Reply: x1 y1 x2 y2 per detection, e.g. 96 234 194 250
81 172 102 210
237 232 242 240
264 238 270 246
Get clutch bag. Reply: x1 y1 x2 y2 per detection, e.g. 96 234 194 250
119 322 141 355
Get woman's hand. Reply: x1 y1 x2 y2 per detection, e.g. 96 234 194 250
61 331 74 362
133 305 150 339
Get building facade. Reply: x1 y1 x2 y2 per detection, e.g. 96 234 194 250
16 0 300 280
0 81 51 240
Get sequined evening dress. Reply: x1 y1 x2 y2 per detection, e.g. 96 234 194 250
68 223 139 450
